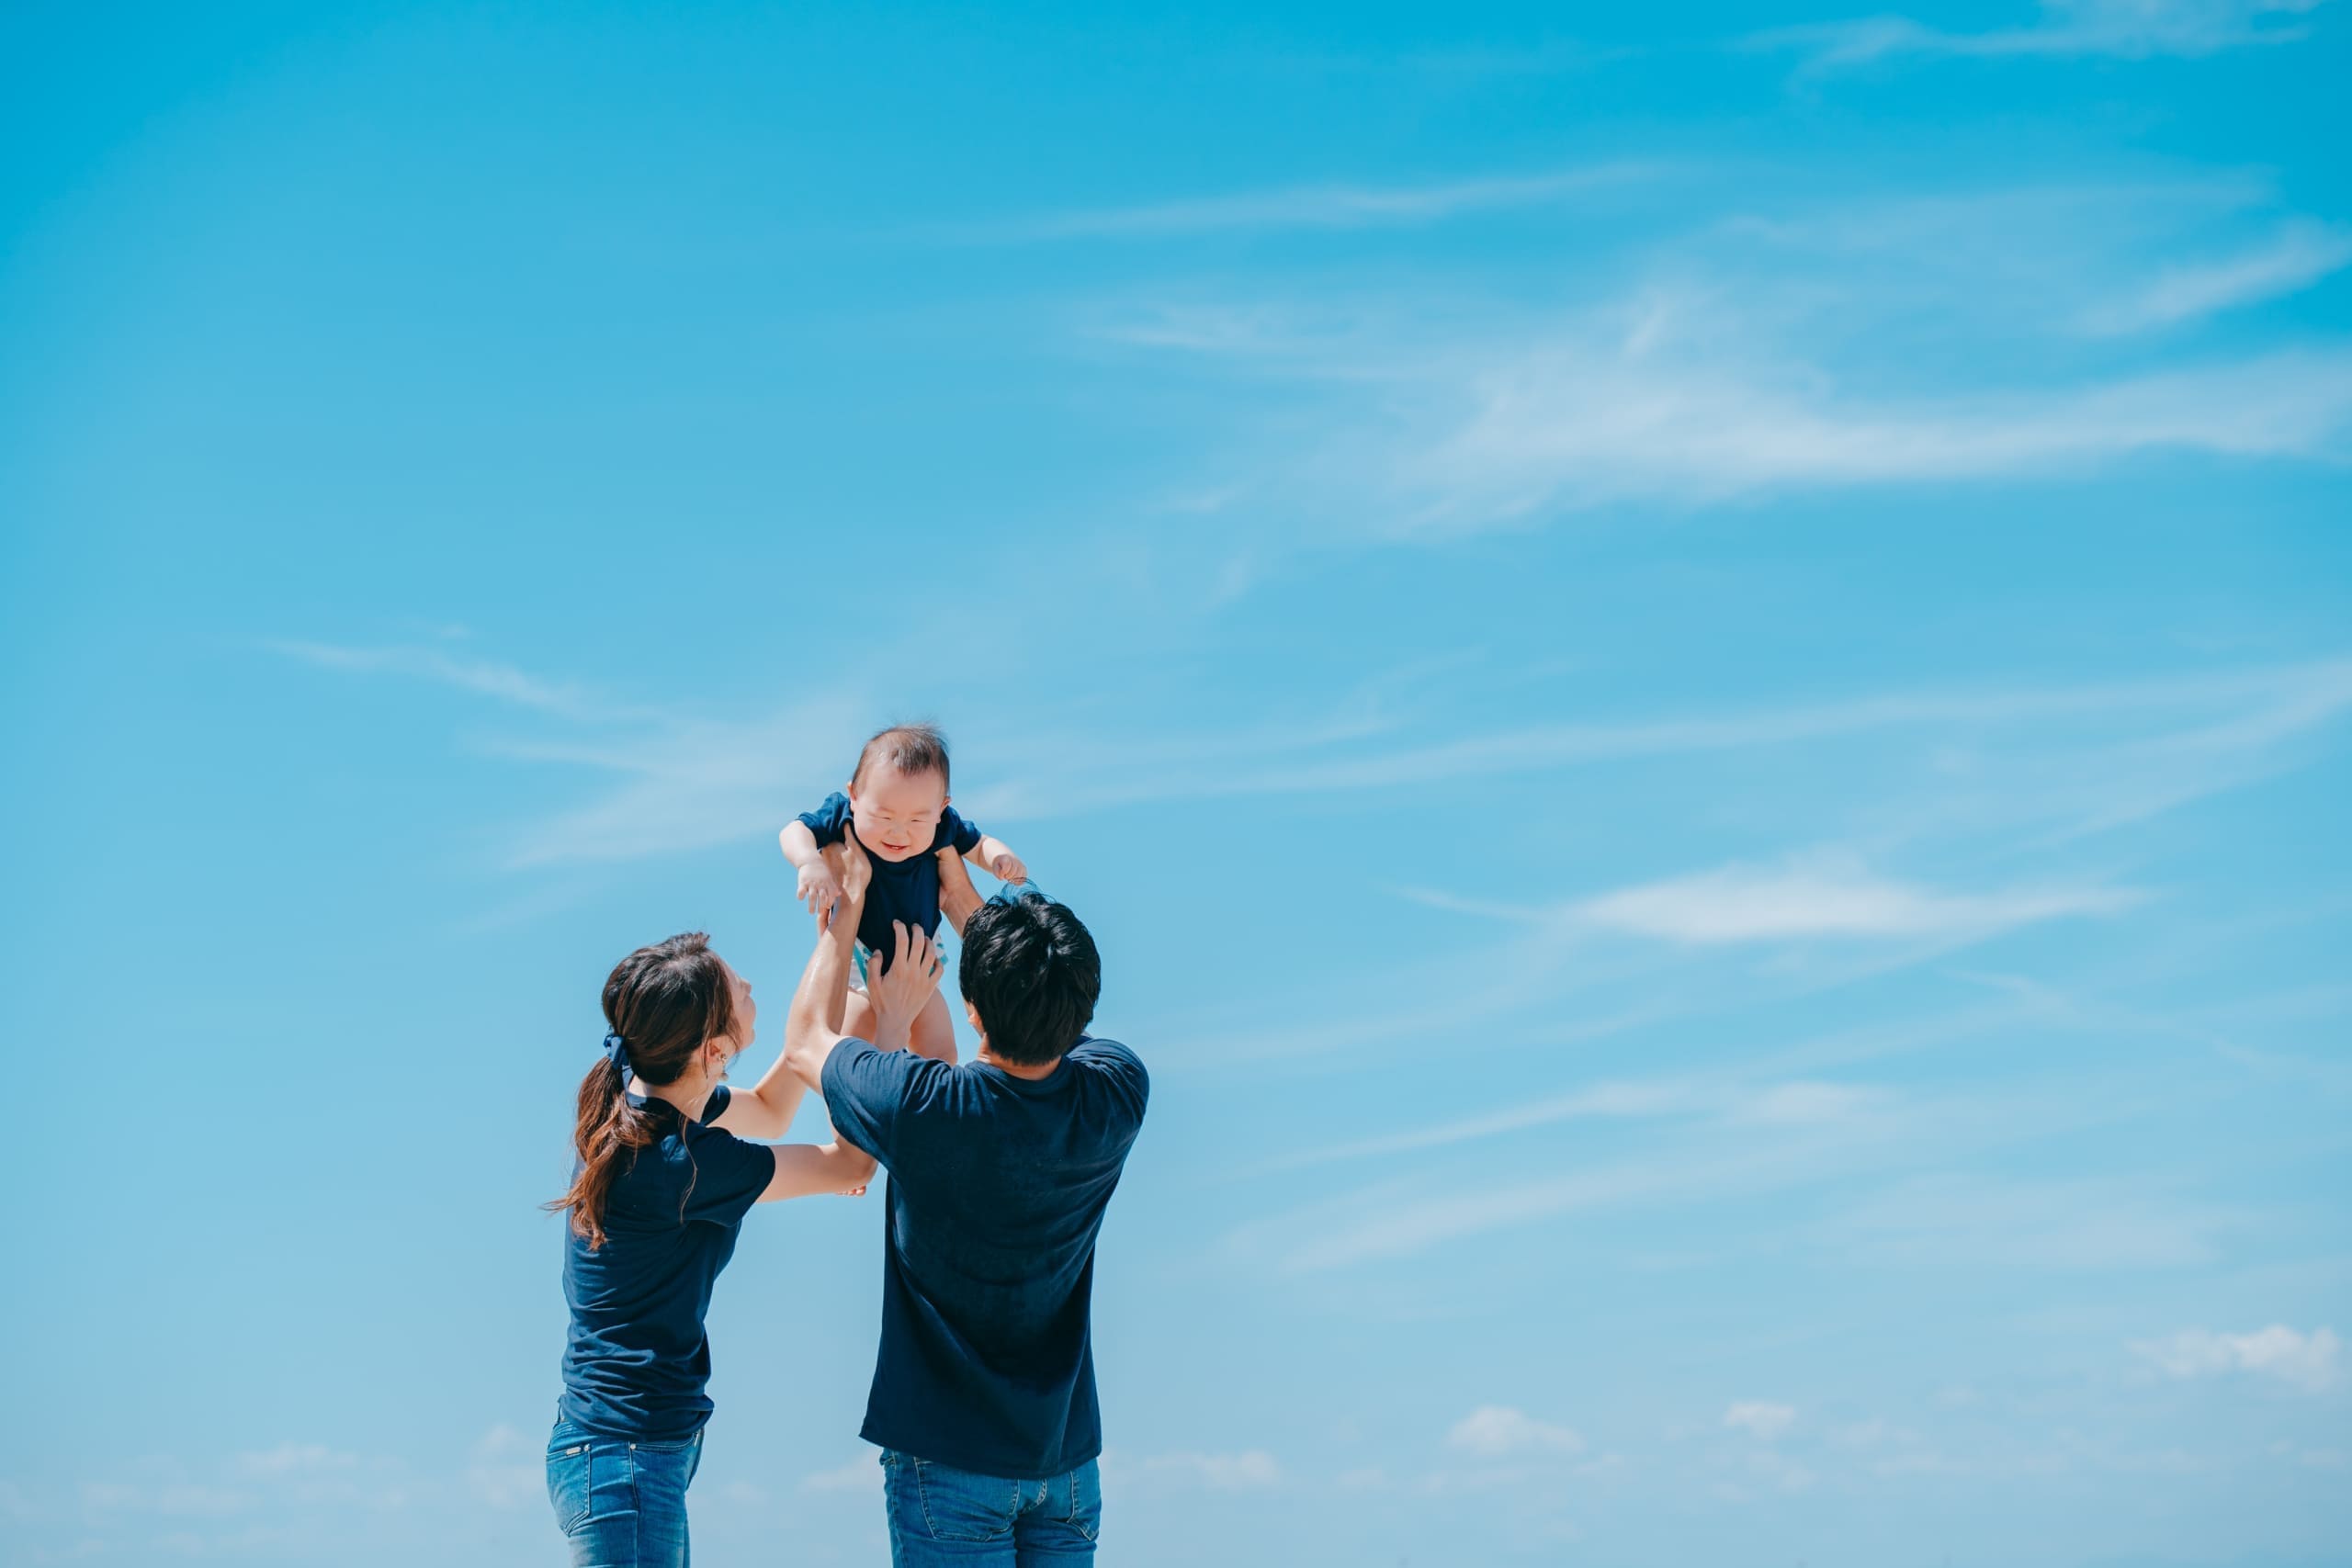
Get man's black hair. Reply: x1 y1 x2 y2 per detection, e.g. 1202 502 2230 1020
958 893 1101 1066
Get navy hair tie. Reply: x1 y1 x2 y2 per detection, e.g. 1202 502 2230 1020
602 1030 634 1093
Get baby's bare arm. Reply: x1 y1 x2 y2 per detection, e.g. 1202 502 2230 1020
784 821 844 922
778 819 822 869
963 834 1028 886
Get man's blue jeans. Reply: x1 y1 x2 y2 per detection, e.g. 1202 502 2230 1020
880 1449 1101 1565
546 1418 705 1567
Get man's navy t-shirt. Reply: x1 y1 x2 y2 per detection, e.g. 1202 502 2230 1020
822 1036 1148 1479
558 1086 776 1439
797 792 983 971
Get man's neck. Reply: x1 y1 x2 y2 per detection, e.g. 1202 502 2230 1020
976 1045 1062 1081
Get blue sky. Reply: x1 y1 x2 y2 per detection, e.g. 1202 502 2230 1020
3 2 2348 1563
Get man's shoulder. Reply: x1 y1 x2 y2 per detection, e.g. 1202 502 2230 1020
1066 1037 1148 1104
1068 1035 1141 1069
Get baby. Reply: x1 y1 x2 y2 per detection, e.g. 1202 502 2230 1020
778 723 1026 1063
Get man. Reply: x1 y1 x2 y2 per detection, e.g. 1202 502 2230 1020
785 835 1148 1566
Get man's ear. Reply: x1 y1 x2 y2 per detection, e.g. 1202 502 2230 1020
964 999 986 1040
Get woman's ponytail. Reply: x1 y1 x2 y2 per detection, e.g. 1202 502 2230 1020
546 932 737 1251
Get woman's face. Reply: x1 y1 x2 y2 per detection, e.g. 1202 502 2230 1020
711 958 755 1076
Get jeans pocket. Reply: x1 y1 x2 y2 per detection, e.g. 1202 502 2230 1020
908 1456 1019 1543
545 1439 593 1533
630 1431 704 1493
1060 1460 1102 1543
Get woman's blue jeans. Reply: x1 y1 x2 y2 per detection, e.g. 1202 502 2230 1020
880 1449 1100 1566
546 1417 705 1568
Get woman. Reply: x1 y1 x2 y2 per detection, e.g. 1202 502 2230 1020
546 840 927 1565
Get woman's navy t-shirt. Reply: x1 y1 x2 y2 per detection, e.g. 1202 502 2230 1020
796 791 984 971
558 1086 775 1439
821 1035 1148 1480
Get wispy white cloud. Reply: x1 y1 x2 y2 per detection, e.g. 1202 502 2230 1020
1272 1144 1819 1272
1275 1080 1706 1168
268 638 621 722
972 657 2352 821
1275 1077 1887 1169
1390 342 2352 526
79 1480 255 1517
465 1424 538 1510
273 629 2352 884
2085 220 2352 334
1100 167 2352 532
1760 0 2327 71
1572 861 2143 944
1723 1402 1798 1440
973 163 1659 242
1732 1081 1891 1123
800 1456 879 1493
232 1445 358 1480
1448 1405 1587 1458
484 699 867 866
1129 1450 1284 1489
2133 1325 2342 1391
1241 1067 2170 1272
1829 1173 2232 1269
266 637 866 865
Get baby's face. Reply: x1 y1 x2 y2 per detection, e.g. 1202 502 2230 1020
846 766 947 862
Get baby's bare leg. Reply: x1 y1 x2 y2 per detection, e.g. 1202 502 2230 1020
841 985 880 1045
910 986 958 1065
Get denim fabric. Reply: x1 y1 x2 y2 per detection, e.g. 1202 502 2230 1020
546 1417 705 1568
879 1450 1100 1566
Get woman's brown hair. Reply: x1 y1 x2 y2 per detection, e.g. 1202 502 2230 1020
547 931 738 1251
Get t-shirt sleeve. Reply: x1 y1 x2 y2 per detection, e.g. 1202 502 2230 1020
821 1038 928 1166
680 1126 776 1227
936 804 984 856
1069 1038 1150 1128
797 792 854 847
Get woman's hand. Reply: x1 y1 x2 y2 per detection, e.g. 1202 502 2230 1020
819 830 874 935
868 920 944 1051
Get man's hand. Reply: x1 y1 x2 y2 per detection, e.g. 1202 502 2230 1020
989 851 1028 886
937 846 983 937
868 920 944 1051
797 861 842 924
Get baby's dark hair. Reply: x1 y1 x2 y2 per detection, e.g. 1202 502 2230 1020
852 722 951 789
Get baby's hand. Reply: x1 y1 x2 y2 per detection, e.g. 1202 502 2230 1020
797 861 842 923
989 852 1028 886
